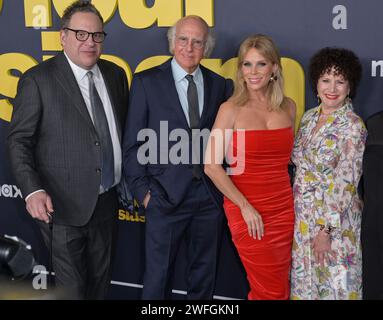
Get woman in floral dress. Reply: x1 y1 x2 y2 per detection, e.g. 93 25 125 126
290 48 367 300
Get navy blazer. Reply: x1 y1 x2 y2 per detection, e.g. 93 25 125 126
123 59 233 212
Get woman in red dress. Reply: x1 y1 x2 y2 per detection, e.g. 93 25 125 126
205 34 296 299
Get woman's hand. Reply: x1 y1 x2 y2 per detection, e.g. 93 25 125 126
313 230 337 267
240 202 264 240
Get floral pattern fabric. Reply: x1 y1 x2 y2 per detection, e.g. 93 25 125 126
290 103 367 300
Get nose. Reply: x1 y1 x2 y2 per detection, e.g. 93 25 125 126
329 81 336 92
186 40 193 52
84 35 96 46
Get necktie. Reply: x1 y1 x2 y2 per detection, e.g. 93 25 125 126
87 71 115 190
185 74 200 129
185 74 201 179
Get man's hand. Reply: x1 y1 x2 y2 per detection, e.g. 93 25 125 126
143 191 151 209
26 191 54 223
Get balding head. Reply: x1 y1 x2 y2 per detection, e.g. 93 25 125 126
167 15 215 58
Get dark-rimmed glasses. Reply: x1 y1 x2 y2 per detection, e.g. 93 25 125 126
63 27 107 43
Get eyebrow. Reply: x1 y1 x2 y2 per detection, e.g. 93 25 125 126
321 73 345 78
243 59 267 63
177 35 204 40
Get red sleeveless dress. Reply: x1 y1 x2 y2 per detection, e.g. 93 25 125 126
224 128 295 300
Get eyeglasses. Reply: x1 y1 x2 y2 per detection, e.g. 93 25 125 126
176 36 205 49
64 27 107 43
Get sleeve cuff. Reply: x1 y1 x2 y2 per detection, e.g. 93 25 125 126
25 189 45 202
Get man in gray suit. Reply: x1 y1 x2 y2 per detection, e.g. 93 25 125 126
7 1 129 299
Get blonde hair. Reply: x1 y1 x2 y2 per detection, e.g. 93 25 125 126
230 34 285 111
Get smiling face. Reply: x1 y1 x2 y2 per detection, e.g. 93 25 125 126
60 12 103 70
241 48 277 92
173 17 207 73
317 67 350 110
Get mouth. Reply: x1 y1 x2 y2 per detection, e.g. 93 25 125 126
82 51 97 55
247 77 262 84
324 94 339 100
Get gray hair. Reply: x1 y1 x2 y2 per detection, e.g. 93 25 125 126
167 15 215 57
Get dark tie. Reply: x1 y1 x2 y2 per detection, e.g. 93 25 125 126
87 71 115 190
185 74 200 129
185 74 201 179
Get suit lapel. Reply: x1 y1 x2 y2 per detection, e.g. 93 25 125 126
157 60 190 130
199 66 213 128
53 52 95 131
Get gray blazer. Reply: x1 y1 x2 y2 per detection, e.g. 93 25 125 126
8 52 129 226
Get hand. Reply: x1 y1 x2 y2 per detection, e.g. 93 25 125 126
312 230 337 267
240 202 264 240
26 191 54 224
143 191 151 209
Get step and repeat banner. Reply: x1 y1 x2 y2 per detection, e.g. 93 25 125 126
1 0 383 299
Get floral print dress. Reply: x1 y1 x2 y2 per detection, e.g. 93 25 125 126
290 102 367 300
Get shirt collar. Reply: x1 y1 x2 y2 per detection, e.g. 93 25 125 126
171 57 202 84
64 51 100 82
315 100 353 118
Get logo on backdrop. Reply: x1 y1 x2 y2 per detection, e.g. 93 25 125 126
332 5 347 30
0 184 22 198
0 1 305 125
371 61 383 77
118 209 145 223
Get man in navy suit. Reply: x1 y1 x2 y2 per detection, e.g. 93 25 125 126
123 15 232 299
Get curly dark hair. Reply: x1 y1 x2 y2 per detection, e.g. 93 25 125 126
309 47 362 99
61 0 103 29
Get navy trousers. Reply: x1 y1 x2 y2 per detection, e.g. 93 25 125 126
142 179 223 300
